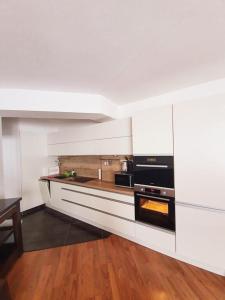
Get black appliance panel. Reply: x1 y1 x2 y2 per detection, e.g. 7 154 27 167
135 187 175 231
115 173 134 188
134 156 174 188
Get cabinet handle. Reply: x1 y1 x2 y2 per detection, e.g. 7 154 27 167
61 187 134 206
136 194 170 202
176 202 225 213
61 198 135 222
136 164 168 168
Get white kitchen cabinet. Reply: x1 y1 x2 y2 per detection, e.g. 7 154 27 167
48 136 132 156
176 203 225 273
39 180 51 205
48 118 132 156
49 181 135 238
50 181 134 220
174 97 225 210
60 187 135 221
57 198 135 238
132 105 173 155
50 181 134 204
48 118 132 145
135 222 175 253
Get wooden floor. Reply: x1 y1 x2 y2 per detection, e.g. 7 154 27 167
7 235 225 300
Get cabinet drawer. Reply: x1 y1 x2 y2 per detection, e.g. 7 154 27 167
60 182 134 204
135 222 175 252
61 188 135 221
57 198 135 238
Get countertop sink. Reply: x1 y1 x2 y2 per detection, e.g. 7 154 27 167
67 176 95 183
53 175 67 179
54 176 94 183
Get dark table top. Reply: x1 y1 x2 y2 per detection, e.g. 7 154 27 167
0 198 22 216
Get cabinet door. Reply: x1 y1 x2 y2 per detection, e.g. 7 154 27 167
48 118 131 145
48 140 98 156
174 97 225 210
135 223 175 253
49 181 62 209
97 137 132 155
176 203 225 272
48 136 132 156
132 105 173 155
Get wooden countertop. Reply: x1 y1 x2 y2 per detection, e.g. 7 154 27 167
40 176 134 196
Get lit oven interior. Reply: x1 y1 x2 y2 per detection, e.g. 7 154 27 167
140 198 168 215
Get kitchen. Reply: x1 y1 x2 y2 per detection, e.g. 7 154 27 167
1 98 225 299
1 1 225 299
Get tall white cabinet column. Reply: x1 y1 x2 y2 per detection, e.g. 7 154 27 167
174 96 225 210
174 96 225 275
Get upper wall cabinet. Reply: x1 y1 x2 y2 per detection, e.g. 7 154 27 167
173 96 225 210
132 105 173 155
48 118 132 156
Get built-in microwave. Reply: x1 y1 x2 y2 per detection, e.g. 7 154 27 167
115 173 134 188
133 156 174 188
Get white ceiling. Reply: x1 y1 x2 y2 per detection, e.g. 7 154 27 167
1 0 225 104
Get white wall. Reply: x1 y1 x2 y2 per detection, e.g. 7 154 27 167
0 117 4 198
1 118 94 211
19 118 94 211
2 118 21 199
119 77 225 117
20 131 48 211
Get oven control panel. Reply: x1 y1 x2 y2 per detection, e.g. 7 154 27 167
134 184 175 198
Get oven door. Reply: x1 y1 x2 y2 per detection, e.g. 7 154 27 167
135 193 175 231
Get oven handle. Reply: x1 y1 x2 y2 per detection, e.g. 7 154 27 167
135 164 168 168
136 193 170 202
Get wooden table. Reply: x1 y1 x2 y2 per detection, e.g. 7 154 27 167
0 198 23 282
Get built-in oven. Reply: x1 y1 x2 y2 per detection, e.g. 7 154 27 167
135 185 175 231
134 156 175 230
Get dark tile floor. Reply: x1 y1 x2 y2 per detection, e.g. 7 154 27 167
22 208 111 252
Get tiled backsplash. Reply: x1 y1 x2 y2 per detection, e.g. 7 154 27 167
59 155 132 182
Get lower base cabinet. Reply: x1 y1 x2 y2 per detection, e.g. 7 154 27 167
176 203 225 273
49 181 175 260
135 222 175 253
48 181 225 275
57 198 135 238
50 181 135 239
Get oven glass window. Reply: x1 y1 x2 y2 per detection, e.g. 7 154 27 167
140 198 168 215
